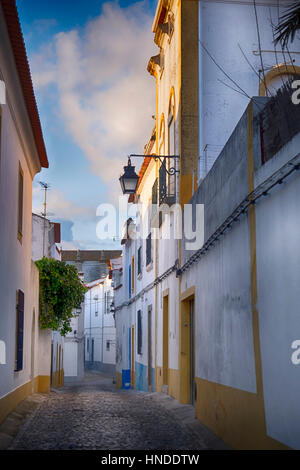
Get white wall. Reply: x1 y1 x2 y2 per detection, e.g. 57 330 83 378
255 132 300 449
84 278 116 368
198 0 300 178
0 97 42 399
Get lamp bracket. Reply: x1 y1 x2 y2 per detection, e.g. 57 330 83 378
129 154 180 176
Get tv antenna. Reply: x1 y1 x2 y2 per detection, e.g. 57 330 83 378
39 182 50 257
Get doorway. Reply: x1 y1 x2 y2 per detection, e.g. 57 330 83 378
163 295 169 387
148 306 152 391
179 288 196 404
190 299 195 405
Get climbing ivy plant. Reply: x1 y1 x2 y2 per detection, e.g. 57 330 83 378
35 257 86 336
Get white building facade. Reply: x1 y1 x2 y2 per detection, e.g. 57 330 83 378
84 277 116 375
115 0 300 450
63 303 85 383
0 0 49 423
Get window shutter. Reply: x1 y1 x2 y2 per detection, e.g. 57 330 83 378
15 290 24 371
138 247 142 275
137 310 142 355
146 233 152 266
54 223 61 243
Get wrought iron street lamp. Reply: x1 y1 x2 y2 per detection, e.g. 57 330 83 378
119 154 179 195
119 157 139 195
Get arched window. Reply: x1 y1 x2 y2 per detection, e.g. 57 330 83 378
168 88 176 196
159 114 165 156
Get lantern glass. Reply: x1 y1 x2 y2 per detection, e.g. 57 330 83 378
119 160 139 194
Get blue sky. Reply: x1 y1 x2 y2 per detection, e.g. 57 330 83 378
17 0 157 249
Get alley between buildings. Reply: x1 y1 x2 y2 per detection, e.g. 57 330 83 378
2 372 227 451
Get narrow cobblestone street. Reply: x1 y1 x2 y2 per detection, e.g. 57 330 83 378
6 372 227 451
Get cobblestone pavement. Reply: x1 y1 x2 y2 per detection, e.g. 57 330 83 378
9 372 228 450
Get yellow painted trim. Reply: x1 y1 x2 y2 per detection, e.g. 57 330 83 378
154 74 158 392
168 86 176 118
38 375 50 393
259 64 300 96
159 113 165 157
33 376 39 393
162 287 169 298
162 295 169 386
180 174 193 206
168 368 180 400
195 377 288 450
156 366 163 392
178 0 183 406
0 381 31 424
159 113 165 141
180 285 195 302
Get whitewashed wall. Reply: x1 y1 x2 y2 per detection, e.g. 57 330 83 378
0 88 42 402
198 0 300 178
84 278 116 371
254 132 300 449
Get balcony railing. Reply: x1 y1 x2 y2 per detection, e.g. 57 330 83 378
159 158 176 205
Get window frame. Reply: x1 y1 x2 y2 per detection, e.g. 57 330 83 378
146 233 152 267
137 310 142 355
15 290 24 372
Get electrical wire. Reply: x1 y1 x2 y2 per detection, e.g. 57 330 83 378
253 0 269 96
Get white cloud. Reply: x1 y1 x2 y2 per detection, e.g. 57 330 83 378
31 1 156 195
33 186 94 220
32 185 121 249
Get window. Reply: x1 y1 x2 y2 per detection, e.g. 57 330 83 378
105 291 111 314
17 164 24 242
87 338 90 353
137 247 142 275
137 310 142 355
152 178 158 206
15 290 24 371
146 233 152 266
106 341 110 351
167 92 176 197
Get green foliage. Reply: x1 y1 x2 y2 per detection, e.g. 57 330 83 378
35 257 86 336
274 1 300 48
